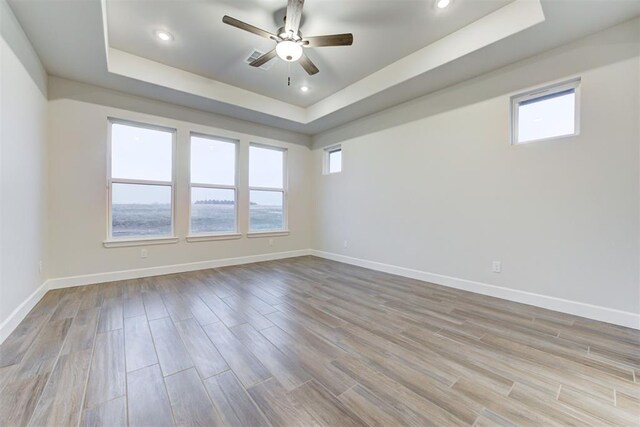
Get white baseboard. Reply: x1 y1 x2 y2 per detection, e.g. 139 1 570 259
0 281 49 344
0 249 311 345
310 250 640 330
47 249 312 289
2 247 637 347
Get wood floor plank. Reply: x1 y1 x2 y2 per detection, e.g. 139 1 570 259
332 355 461 426
61 307 100 355
195 286 250 327
338 383 412 427
203 322 271 388
222 295 274 330
158 279 195 322
175 280 220 326
127 364 174 427
97 294 124 332
204 370 270 427
558 384 636 425
0 256 637 426
165 367 224 426
473 410 519 427
149 317 194 377
16 317 72 378
124 315 158 372
29 349 92 427
123 279 146 319
231 323 311 390
223 292 278 316
78 286 103 310
507 381 602 425
616 391 640 422
291 380 366 426
84 330 125 409
174 318 228 379
0 312 50 368
247 377 320 426
142 280 170 321
259 325 357 396
0 364 17 395
452 377 556 425
81 396 126 427
49 289 82 321
0 373 49 426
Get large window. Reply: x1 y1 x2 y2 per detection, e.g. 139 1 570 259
511 79 580 144
249 144 286 231
190 134 238 235
108 120 175 239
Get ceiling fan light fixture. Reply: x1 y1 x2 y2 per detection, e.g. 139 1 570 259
276 40 303 62
436 0 451 9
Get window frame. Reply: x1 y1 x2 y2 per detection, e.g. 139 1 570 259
188 132 240 239
248 142 288 234
323 145 342 175
106 118 177 244
510 78 581 145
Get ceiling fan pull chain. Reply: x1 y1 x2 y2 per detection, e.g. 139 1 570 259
287 62 291 87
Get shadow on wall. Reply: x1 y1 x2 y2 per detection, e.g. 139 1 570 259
0 0 47 97
313 18 640 148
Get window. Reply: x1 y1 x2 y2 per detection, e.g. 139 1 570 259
249 144 286 231
511 79 580 144
108 120 175 239
190 134 238 235
324 146 342 174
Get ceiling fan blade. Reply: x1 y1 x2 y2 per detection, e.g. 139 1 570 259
303 33 353 47
284 0 304 35
298 53 319 75
222 15 276 40
249 49 277 67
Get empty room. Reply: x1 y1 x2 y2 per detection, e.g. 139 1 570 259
1 0 639 425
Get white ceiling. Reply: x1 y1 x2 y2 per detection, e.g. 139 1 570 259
7 0 640 135
106 0 514 107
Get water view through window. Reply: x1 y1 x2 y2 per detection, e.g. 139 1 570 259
111 183 172 237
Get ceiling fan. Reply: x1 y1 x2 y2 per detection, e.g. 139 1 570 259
222 0 353 75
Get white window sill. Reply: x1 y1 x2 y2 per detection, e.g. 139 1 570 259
103 237 180 248
186 233 242 243
247 230 290 238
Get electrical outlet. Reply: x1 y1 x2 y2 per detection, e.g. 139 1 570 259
343 240 348 248
492 261 502 273
141 249 148 259
268 238 274 247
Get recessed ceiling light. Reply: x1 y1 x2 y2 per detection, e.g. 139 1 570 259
155 30 174 42
300 86 309 92
436 0 451 9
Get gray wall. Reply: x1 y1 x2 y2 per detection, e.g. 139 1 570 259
0 0 49 329
311 19 640 315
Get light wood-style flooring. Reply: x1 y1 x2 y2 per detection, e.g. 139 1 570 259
0 256 638 426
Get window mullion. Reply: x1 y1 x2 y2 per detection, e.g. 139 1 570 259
111 178 173 186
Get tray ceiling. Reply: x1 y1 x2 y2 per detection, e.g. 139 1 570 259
106 0 514 107
7 0 640 135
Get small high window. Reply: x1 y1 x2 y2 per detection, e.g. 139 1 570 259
511 79 580 144
324 146 342 174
